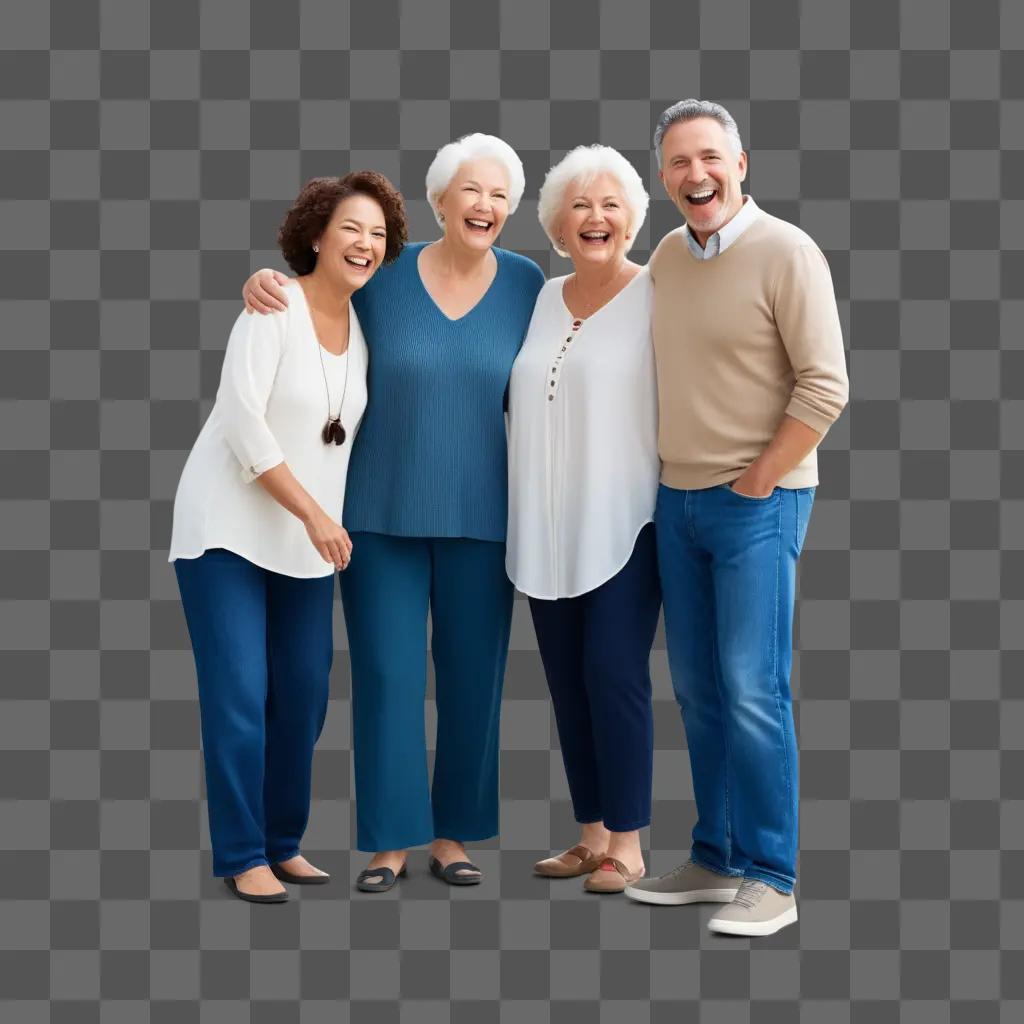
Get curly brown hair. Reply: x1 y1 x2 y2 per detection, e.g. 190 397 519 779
277 171 408 276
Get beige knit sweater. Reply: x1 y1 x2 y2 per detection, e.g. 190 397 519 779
649 211 849 490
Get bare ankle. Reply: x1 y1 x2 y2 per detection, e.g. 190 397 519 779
431 838 464 854
580 822 611 849
368 850 406 868
605 831 644 869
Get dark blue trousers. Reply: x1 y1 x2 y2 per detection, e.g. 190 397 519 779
174 548 335 877
527 523 662 833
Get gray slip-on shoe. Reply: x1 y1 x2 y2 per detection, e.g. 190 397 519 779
624 859 741 906
707 879 798 937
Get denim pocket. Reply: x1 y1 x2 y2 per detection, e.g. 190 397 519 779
723 483 778 503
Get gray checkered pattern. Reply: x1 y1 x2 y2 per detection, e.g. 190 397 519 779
1 0 1021 1019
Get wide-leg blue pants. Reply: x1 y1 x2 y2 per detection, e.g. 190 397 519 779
528 523 662 833
340 532 514 852
174 548 335 877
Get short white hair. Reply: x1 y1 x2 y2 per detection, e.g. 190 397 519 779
424 133 526 228
537 145 649 258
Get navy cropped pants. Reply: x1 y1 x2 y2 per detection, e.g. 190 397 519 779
528 523 662 833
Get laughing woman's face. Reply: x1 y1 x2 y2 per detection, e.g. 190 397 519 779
313 193 388 290
557 172 632 269
436 158 511 250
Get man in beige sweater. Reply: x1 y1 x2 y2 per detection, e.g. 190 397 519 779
624 100 849 936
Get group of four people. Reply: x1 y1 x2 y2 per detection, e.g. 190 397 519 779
168 98 849 937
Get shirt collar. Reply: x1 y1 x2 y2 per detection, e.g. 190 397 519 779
684 195 760 261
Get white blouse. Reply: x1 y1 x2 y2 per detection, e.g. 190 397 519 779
506 267 660 600
168 282 368 578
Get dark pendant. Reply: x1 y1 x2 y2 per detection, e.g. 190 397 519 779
322 417 346 446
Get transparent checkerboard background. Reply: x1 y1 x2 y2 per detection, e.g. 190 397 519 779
2 0 1022 1020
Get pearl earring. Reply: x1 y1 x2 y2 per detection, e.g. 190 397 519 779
313 244 319 253
439 213 445 223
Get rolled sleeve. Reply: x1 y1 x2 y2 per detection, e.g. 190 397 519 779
774 244 850 436
217 309 287 482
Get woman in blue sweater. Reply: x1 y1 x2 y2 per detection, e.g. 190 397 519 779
244 135 545 891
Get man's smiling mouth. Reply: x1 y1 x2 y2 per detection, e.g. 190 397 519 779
686 188 717 206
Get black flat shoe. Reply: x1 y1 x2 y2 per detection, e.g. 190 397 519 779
356 864 407 893
224 877 289 904
429 856 482 886
271 862 331 885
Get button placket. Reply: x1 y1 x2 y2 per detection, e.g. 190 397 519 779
547 319 583 402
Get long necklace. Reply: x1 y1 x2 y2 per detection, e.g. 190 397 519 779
316 312 351 446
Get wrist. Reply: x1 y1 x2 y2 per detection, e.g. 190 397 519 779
297 499 320 525
741 465 774 493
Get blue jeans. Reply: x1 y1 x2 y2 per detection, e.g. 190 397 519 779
655 483 815 893
340 532 514 852
174 549 335 876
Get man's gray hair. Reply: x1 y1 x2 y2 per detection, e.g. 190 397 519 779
653 99 744 163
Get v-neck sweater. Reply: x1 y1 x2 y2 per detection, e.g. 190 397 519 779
344 241 545 540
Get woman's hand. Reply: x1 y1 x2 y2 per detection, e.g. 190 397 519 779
253 464 351 570
244 269 292 314
303 506 354 571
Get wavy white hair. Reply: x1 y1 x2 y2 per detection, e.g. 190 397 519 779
424 133 526 228
537 145 649 258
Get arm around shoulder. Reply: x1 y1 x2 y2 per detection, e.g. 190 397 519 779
243 268 293 314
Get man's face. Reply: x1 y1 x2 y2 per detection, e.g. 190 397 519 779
658 117 748 244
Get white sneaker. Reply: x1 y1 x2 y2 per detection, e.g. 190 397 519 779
707 878 798 937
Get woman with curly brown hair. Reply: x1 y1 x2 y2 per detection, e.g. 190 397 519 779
168 171 408 903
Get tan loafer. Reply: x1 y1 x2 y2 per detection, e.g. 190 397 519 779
534 844 606 878
583 856 645 894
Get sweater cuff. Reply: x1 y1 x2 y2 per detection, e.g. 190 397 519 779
785 394 838 437
239 452 284 484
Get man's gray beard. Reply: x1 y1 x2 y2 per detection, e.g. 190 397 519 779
679 193 736 236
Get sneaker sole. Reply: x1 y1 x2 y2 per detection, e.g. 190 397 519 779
707 905 799 936
624 885 739 906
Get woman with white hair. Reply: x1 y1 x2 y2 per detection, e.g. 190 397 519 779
242 134 545 891
507 145 662 893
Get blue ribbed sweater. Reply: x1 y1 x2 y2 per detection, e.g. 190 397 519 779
344 242 545 541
